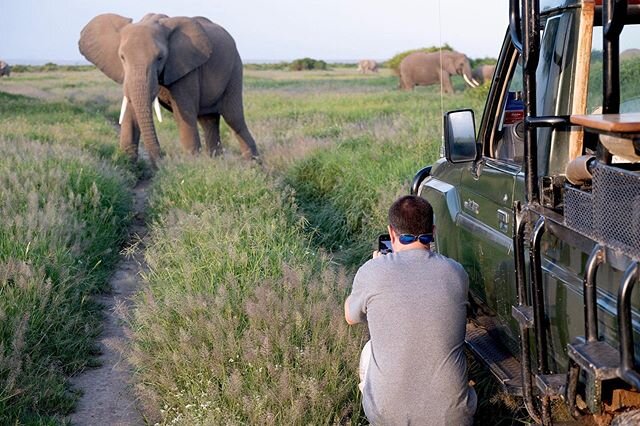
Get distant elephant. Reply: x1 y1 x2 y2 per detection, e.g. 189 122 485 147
79 13 259 167
472 64 496 85
399 51 479 93
0 60 11 77
357 59 378 74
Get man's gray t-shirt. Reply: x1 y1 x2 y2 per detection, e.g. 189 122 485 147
347 249 476 425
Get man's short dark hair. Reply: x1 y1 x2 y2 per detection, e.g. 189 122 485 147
388 195 433 235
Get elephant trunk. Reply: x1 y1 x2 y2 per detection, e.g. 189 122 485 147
127 74 162 167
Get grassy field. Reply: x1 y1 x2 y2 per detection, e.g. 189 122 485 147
0 67 513 424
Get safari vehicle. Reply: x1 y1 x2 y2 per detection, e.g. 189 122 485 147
410 0 640 423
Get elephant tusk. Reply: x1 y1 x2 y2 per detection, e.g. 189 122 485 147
118 96 128 125
472 78 481 86
463 74 477 88
153 97 162 123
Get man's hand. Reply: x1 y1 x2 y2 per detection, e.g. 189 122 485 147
372 250 382 259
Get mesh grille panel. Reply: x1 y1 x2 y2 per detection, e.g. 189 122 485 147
593 165 640 258
564 187 596 238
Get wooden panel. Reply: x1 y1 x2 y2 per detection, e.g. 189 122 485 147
568 0 595 161
571 113 640 133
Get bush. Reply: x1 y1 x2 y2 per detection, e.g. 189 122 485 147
289 57 328 71
385 44 453 73
244 61 290 71
10 64 95 73
587 53 640 112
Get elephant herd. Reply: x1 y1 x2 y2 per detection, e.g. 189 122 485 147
74 13 496 168
358 53 495 94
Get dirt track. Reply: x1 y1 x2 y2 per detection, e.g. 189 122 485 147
68 179 149 426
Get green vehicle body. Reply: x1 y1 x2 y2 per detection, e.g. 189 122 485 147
413 0 640 420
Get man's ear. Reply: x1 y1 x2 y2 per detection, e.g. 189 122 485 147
388 225 397 242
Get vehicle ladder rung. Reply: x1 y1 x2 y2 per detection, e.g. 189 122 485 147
567 340 620 381
465 322 523 396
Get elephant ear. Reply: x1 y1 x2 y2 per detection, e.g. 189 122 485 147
161 17 213 85
78 13 132 84
442 53 459 75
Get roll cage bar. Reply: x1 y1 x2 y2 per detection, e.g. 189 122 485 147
509 0 640 423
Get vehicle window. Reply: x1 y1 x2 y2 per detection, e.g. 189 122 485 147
490 14 571 168
536 16 563 114
537 12 580 176
492 61 525 164
587 25 640 114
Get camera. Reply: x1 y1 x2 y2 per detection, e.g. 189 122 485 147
378 233 392 254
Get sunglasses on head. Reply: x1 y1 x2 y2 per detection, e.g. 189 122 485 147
398 233 433 245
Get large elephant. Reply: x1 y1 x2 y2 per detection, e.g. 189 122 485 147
79 13 259 167
472 64 496 85
357 59 378 74
0 60 11 77
399 51 479 93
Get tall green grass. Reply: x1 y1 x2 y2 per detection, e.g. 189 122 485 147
276 88 485 267
0 139 132 423
124 69 493 424
0 91 129 163
129 157 363 424
0 67 507 424
0 81 134 422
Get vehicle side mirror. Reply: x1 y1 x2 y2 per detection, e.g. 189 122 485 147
444 109 477 163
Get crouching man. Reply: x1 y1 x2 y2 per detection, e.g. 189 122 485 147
344 195 476 425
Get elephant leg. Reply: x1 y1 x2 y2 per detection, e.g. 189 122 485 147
119 108 140 161
198 113 222 157
399 75 412 91
221 86 259 160
442 76 454 94
172 105 202 155
226 121 259 160
166 76 203 155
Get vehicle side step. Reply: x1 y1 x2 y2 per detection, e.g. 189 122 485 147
465 322 523 396
567 340 620 381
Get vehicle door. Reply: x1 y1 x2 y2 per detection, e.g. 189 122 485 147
455 40 524 353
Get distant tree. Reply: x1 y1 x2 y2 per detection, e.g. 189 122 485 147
470 57 498 69
42 62 59 71
289 57 328 71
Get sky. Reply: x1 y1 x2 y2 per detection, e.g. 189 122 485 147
0 0 509 64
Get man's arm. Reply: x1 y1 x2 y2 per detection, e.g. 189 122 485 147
344 296 360 325
344 262 371 325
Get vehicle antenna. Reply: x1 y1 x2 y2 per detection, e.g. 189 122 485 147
437 0 445 147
